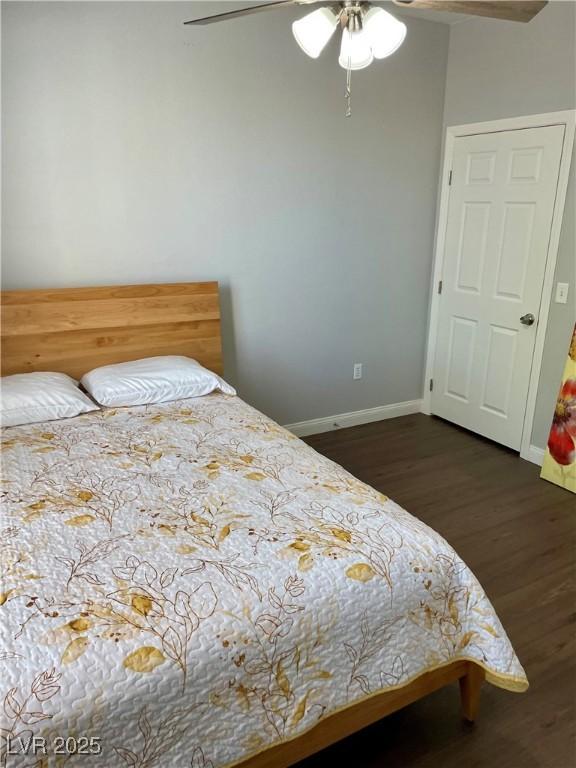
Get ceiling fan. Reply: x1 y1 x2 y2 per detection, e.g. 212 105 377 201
184 1 548 115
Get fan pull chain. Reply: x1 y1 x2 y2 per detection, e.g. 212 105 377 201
345 26 352 117
345 63 352 117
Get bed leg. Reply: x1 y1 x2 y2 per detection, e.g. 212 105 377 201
459 662 484 722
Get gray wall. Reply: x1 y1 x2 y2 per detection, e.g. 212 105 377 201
443 0 576 449
1 1 449 425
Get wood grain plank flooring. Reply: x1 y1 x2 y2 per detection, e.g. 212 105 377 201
300 414 575 768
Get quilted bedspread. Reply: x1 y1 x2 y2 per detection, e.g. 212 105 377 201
0 394 527 768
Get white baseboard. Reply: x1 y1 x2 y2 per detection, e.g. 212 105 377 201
284 399 423 438
522 444 546 467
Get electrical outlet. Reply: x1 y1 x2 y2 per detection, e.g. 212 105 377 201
353 363 363 380
555 282 569 304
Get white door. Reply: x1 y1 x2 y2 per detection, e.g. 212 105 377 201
432 125 565 449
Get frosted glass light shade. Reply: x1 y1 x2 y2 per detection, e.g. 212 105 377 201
338 27 374 71
363 7 407 59
292 7 339 58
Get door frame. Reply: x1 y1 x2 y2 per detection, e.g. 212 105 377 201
422 110 576 465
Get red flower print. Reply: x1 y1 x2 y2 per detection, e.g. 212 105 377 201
548 378 576 466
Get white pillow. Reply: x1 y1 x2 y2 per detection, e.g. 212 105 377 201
1 372 99 428
81 356 236 407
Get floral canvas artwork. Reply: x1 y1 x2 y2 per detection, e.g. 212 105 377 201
541 324 576 493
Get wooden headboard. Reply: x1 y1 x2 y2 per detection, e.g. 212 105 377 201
0 282 223 378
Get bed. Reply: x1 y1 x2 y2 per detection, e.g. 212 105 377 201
0 282 527 768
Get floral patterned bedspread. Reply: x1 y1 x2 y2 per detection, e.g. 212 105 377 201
0 394 527 768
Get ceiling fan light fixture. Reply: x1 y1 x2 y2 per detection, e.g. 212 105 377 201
292 7 339 58
338 26 373 71
363 7 407 59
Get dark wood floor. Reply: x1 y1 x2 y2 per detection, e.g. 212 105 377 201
299 414 575 768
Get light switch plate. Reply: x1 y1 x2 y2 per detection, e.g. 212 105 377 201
555 282 569 304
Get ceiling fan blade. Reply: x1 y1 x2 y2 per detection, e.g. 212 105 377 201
391 0 548 23
184 0 311 26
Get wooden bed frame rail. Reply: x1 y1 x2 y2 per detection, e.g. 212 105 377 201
238 661 483 768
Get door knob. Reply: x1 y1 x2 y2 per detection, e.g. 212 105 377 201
520 313 535 326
